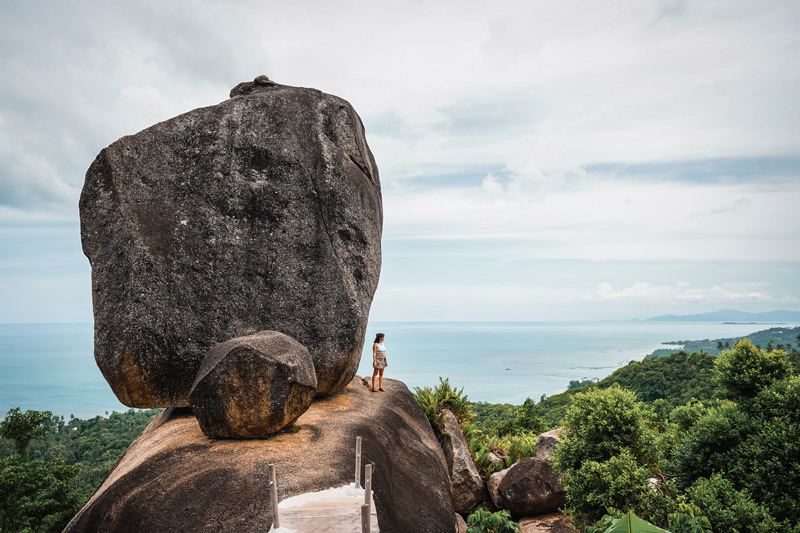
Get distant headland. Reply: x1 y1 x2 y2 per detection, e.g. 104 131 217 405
645 309 800 322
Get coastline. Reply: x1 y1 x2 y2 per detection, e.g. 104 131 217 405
2 320 798 418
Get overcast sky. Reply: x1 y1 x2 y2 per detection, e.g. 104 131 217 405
1 0 798 322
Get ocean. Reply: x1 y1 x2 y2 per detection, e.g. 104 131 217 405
1 321 796 418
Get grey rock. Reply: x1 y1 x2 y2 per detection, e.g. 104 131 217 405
80 78 382 407
455 512 468 533
487 467 510 508
495 457 566 517
488 451 505 469
230 74 278 96
534 427 564 461
440 409 486 513
189 330 317 438
64 378 454 533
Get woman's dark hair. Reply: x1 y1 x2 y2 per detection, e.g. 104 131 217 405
374 333 385 343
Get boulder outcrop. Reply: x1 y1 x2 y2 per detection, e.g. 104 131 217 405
189 330 317 438
456 512 469 533
534 428 564 461
440 409 486 513
488 467 509 508
80 76 383 407
64 377 454 533
493 457 566 518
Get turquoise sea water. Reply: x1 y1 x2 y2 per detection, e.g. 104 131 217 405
2 321 797 418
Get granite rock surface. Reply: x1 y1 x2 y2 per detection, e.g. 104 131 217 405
440 409 486 513
80 76 382 406
534 428 564 461
189 330 317 438
494 457 566 517
64 377 454 533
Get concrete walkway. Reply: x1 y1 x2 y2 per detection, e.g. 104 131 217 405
269 484 379 533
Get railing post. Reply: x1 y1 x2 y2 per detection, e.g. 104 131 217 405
268 463 280 529
364 463 372 507
355 436 362 488
361 503 371 533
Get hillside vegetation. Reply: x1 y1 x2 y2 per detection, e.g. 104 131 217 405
433 339 800 532
0 408 161 532
3 331 799 532
645 325 800 358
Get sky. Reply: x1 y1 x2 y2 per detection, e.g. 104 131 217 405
0 0 798 322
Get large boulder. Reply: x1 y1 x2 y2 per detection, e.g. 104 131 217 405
80 76 383 407
64 377 454 533
440 409 486 513
493 457 566 517
534 428 564 461
189 330 317 438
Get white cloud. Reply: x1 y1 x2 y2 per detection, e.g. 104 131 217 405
0 0 799 321
587 281 798 305
384 176 800 263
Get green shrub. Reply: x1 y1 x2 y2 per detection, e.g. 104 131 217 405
552 385 662 526
0 408 52 456
584 510 625 533
491 431 537 466
667 511 712 533
669 400 712 433
671 404 753 486
413 377 473 429
0 450 82 532
715 340 791 402
561 451 654 525
466 508 520 533
553 385 657 473
687 474 780 533
485 460 505 477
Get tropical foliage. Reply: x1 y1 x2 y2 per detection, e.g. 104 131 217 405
0 408 161 532
5 330 797 532
465 508 520 533
550 339 800 532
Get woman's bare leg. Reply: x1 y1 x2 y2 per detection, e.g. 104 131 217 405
378 369 385 391
372 369 379 391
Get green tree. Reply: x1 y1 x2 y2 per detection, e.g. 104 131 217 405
515 397 545 434
0 455 82 533
0 408 82 532
553 385 657 472
552 385 659 525
0 408 52 456
673 367 800 527
715 340 790 402
671 403 753 484
687 474 780 533
561 450 654 523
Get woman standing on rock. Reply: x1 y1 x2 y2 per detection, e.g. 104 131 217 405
372 333 387 392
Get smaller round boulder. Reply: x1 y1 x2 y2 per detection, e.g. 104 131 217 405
189 331 317 438
495 457 565 517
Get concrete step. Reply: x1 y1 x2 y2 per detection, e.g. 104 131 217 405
270 484 379 533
